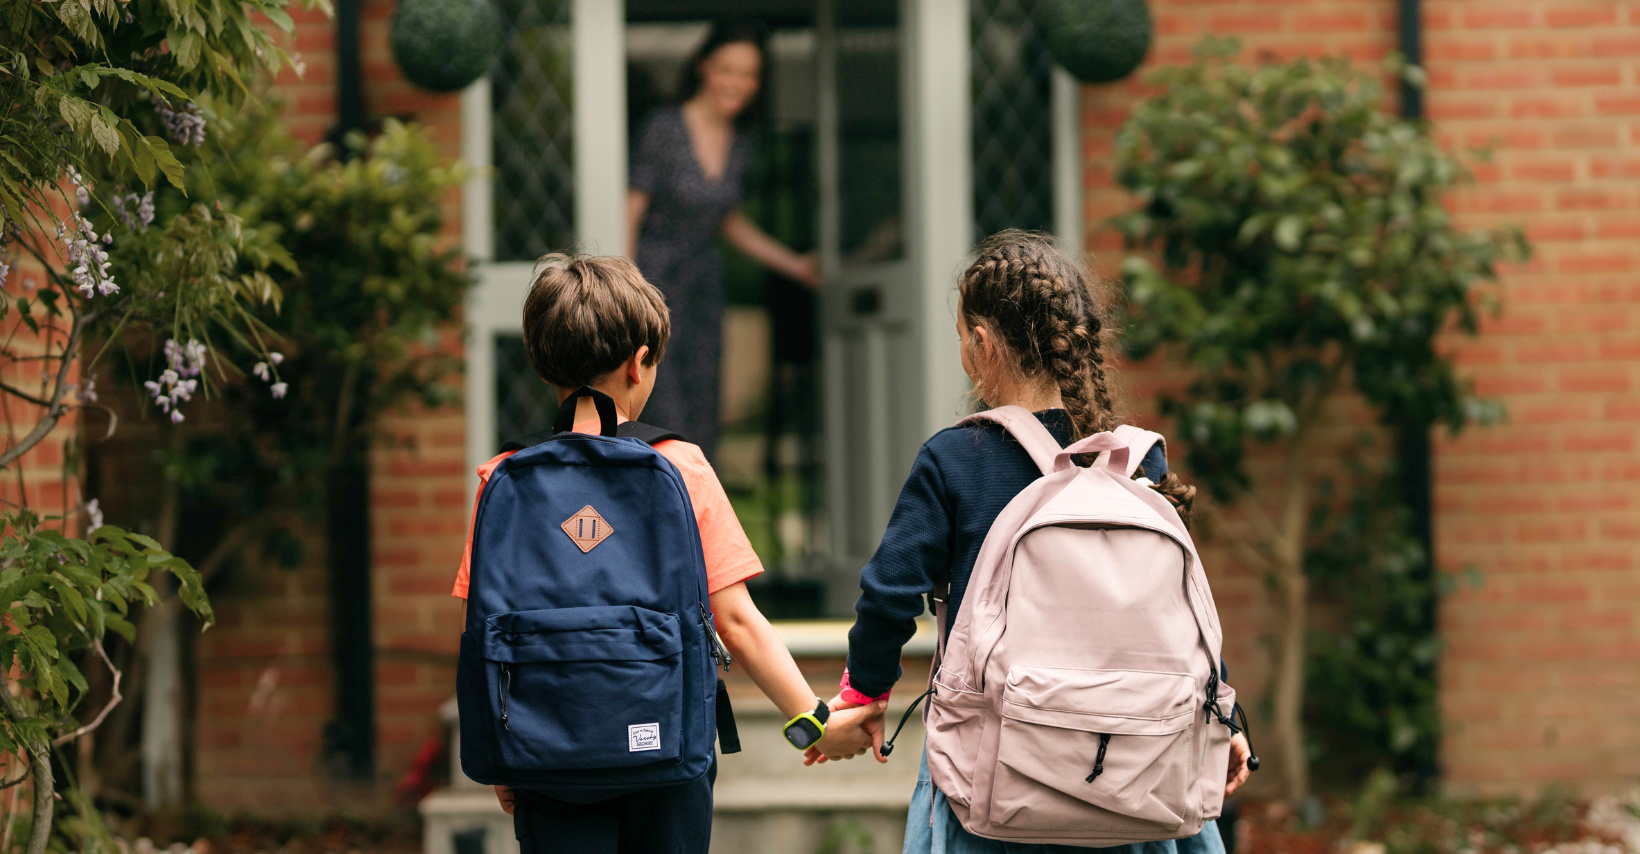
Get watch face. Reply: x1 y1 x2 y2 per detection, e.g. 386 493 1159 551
785 719 822 749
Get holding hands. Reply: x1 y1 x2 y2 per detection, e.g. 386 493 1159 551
803 694 888 766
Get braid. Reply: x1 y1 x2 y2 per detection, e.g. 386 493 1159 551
962 230 1196 523
959 230 1117 440
1136 463 1198 529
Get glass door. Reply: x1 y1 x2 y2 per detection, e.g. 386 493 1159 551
815 0 923 613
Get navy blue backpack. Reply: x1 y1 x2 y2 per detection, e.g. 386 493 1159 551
457 386 738 802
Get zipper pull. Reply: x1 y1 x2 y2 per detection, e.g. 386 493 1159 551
499 663 511 731
1085 733 1112 783
699 603 733 672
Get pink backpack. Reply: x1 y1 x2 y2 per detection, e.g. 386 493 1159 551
919 406 1244 846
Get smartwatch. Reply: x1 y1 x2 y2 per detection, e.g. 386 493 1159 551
782 699 830 750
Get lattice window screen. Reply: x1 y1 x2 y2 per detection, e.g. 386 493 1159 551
972 0 1054 239
494 334 557 450
492 0 575 262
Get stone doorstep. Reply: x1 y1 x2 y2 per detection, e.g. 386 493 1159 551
421 780 915 816
713 779 915 811
420 789 510 818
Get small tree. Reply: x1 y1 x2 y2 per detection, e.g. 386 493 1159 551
1113 39 1528 800
0 1 315 850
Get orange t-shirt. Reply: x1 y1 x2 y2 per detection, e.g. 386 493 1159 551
451 421 763 599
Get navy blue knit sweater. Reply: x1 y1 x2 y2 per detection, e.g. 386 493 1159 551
844 409 1169 698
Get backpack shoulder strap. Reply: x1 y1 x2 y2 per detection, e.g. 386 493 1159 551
958 405 1062 476
500 429 555 452
1098 424 1166 479
501 420 686 452
616 421 686 446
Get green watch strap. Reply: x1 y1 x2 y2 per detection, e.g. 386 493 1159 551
782 699 829 750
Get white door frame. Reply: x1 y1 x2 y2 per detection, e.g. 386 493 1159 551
1052 66 1084 260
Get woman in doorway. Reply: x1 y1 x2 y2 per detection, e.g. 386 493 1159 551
627 19 819 463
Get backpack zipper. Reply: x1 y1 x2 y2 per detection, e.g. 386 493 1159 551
699 603 733 672
1085 733 1112 783
499 663 511 731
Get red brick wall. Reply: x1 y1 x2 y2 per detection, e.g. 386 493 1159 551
0 254 84 523
190 0 469 812
1424 0 1640 795
1080 0 1639 798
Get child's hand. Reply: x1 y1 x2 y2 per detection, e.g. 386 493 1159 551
801 693 859 765
1224 733 1252 797
803 700 887 766
494 784 516 815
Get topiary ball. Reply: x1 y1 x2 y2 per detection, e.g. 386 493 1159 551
390 0 504 94
1037 0 1153 84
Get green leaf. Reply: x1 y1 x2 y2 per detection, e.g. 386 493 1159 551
262 6 294 31
1273 214 1304 251
126 531 165 552
58 95 94 133
172 30 203 69
143 135 188 191
91 113 120 155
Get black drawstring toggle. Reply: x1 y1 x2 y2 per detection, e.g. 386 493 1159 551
1204 669 1259 772
1085 733 1112 783
881 687 935 758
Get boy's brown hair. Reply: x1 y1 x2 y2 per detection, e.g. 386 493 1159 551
522 254 670 387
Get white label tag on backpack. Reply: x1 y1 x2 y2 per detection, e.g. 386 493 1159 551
628 723 660 752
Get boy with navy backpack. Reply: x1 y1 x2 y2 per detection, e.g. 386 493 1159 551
453 254 883 853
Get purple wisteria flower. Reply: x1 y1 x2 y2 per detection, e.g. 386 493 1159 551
253 351 287 398
143 338 207 422
66 166 91 208
156 101 206 147
113 191 155 232
58 212 117 297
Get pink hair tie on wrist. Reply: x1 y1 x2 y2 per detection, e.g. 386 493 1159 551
840 667 891 706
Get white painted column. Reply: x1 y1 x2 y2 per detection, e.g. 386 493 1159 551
461 77 494 265
141 599 181 807
461 75 496 504
573 0 628 256
904 0 973 437
1052 66 1085 260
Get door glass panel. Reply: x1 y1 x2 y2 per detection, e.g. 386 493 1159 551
972 0 1053 236
494 333 555 451
836 7 902 263
492 0 575 262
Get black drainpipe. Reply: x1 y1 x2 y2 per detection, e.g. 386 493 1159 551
321 0 375 782
1396 0 1438 786
329 0 366 144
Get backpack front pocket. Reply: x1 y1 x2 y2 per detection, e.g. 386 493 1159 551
989 667 1198 835
483 605 684 771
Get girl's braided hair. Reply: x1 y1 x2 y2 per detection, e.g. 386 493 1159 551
958 230 1196 526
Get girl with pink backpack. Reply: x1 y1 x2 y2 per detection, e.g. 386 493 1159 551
814 231 1254 852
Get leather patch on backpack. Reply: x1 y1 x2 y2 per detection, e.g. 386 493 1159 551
561 505 613 553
